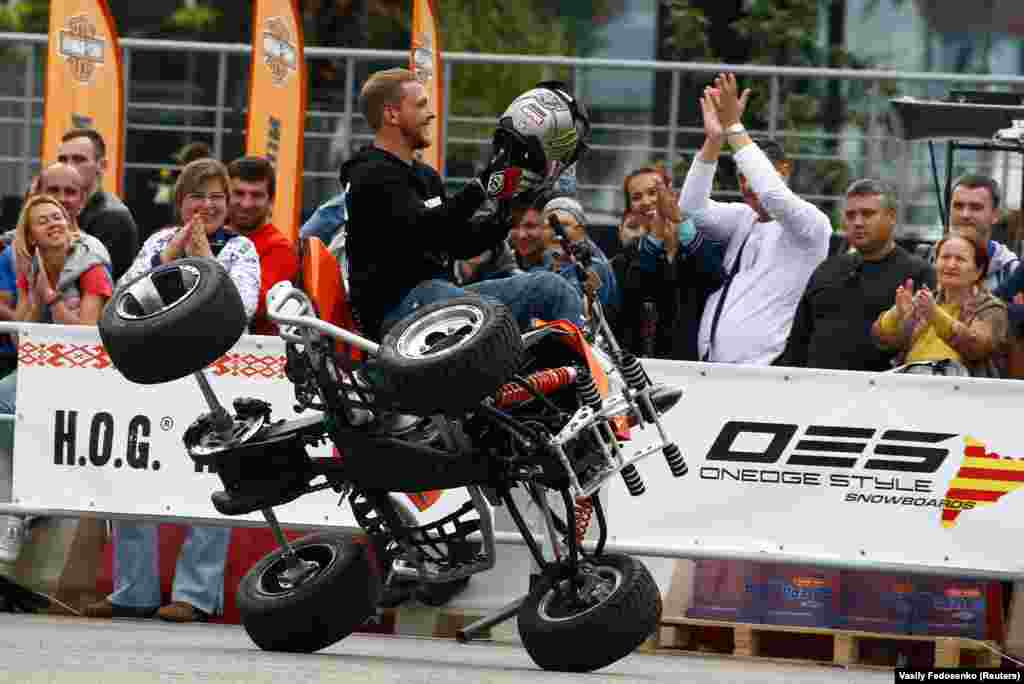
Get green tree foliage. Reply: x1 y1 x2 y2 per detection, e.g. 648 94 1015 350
0 0 48 33
731 0 821 67
359 1 584 172
437 2 572 119
660 0 714 62
164 4 223 36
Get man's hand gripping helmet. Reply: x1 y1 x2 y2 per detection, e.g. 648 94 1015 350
481 81 591 200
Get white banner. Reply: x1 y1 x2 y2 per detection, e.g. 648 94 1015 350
7 325 1024 578
11 323 360 528
610 359 1024 577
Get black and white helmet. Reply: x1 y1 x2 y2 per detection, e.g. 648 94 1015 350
493 81 591 190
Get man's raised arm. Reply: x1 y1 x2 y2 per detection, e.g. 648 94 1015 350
713 73 830 246
678 84 753 243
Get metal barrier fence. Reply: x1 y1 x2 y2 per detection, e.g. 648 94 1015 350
2 31 1024 237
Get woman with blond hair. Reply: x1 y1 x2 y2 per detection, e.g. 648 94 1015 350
0 193 113 414
0 193 113 580
873 233 1007 377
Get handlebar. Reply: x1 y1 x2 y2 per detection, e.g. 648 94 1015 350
546 214 591 280
265 281 380 356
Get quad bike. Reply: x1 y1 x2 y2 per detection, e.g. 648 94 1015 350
97 247 688 672
97 78 688 670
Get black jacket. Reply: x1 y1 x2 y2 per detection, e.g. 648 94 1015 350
776 245 935 371
340 146 498 338
611 235 726 361
78 191 138 282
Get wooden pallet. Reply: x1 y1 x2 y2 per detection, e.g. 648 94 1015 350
656 617 1003 669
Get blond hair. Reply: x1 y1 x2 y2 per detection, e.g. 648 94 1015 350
15 194 76 264
359 68 418 131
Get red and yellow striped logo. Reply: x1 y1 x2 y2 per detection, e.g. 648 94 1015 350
941 437 1024 528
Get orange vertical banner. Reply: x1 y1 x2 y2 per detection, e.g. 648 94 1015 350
247 0 307 243
411 0 444 174
41 0 125 197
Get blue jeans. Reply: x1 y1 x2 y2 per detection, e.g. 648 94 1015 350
109 522 230 615
299 193 347 243
380 271 584 336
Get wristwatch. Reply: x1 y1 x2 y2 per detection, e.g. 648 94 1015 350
724 123 746 137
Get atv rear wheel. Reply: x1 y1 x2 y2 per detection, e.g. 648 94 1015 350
377 296 523 415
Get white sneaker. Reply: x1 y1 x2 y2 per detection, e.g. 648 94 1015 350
0 515 26 564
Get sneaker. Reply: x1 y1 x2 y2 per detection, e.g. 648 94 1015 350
156 601 210 623
83 599 157 619
0 515 26 564
0 575 48 613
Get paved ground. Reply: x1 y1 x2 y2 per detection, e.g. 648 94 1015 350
0 613 896 684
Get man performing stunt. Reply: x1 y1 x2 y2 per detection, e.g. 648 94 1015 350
340 68 585 339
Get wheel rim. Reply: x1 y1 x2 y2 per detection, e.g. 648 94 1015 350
115 264 202 320
255 542 338 597
536 563 624 622
393 304 486 359
188 413 265 457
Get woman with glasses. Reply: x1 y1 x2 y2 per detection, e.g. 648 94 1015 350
84 158 260 625
118 157 260 320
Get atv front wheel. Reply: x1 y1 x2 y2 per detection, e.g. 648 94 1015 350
517 554 661 672
236 531 381 653
99 257 247 384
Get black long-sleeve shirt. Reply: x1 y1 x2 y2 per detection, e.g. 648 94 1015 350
611 233 727 361
776 245 935 371
994 260 1024 334
341 146 496 338
78 191 139 283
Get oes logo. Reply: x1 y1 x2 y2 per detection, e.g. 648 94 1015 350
706 421 958 474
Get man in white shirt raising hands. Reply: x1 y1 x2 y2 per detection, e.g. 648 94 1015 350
680 73 831 365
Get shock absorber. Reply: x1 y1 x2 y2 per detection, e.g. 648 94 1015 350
618 351 650 392
616 353 687 478
494 367 578 408
618 350 658 426
577 369 645 496
576 368 602 410
574 496 594 544
662 443 688 477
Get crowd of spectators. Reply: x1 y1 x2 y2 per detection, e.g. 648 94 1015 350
0 130 296 620
5 69 1024 619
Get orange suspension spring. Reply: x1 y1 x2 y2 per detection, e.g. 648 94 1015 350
574 496 595 544
494 367 578 408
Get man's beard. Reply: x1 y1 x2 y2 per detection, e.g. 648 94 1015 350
230 212 267 232
404 122 431 150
